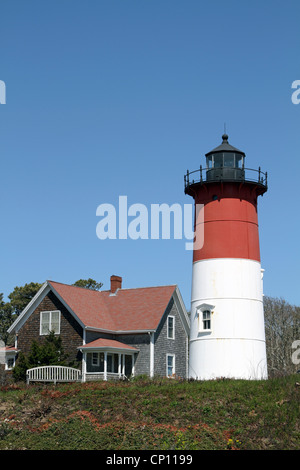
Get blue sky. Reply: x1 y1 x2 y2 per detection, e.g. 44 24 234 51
0 0 299 309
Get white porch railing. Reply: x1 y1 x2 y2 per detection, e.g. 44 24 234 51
84 372 128 382
26 366 82 384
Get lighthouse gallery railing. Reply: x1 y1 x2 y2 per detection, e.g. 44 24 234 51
184 166 268 192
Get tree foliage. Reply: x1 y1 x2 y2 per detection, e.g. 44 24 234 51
0 304 13 345
8 282 42 316
0 282 42 344
72 278 103 291
12 332 68 382
264 296 300 377
0 294 14 345
0 279 103 345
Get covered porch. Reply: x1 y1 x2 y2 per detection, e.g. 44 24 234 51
79 338 139 382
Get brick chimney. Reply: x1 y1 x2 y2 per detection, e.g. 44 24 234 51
110 275 122 294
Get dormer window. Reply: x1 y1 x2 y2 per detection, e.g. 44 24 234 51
196 303 214 333
202 310 211 330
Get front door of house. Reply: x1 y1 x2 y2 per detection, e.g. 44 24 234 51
124 354 132 377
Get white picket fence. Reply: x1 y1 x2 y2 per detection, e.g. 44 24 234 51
26 366 82 384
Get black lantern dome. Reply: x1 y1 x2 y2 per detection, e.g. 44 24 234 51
205 134 245 182
184 133 268 195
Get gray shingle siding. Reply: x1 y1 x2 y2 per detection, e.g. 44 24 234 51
85 331 151 376
154 297 188 378
117 333 150 376
84 294 188 379
86 331 112 343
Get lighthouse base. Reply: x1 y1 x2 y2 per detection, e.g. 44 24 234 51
189 258 268 381
189 337 268 380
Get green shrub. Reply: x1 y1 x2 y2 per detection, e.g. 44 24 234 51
13 332 68 382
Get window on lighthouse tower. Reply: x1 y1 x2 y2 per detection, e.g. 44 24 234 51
197 304 214 333
202 310 211 330
223 153 234 167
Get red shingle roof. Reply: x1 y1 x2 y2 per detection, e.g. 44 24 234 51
48 281 176 332
79 338 139 351
0 345 18 352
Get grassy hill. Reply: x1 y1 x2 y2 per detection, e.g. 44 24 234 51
0 374 299 450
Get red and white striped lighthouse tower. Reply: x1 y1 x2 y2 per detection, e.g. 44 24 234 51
185 133 268 380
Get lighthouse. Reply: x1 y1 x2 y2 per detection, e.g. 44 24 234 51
185 133 268 380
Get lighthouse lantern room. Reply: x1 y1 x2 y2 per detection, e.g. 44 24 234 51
185 134 268 380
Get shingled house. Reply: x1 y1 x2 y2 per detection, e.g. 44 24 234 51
5 276 190 381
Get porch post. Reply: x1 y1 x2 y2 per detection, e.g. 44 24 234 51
122 354 125 376
82 351 87 383
118 353 122 378
104 351 107 381
132 354 135 377
149 332 155 378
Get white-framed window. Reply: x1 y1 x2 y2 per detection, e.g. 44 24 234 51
197 303 214 333
202 310 211 330
166 354 175 377
107 353 119 373
40 310 61 335
89 352 104 372
5 356 16 370
92 352 99 366
167 315 175 339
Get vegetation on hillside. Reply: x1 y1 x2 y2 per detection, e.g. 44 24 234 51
0 375 299 450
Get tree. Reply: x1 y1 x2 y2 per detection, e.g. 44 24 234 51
0 294 14 345
72 278 103 291
264 296 300 377
0 282 42 345
12 331 68 382
1 279 103 345
8 282 42 316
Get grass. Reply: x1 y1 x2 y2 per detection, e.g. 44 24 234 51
0 374 299 450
